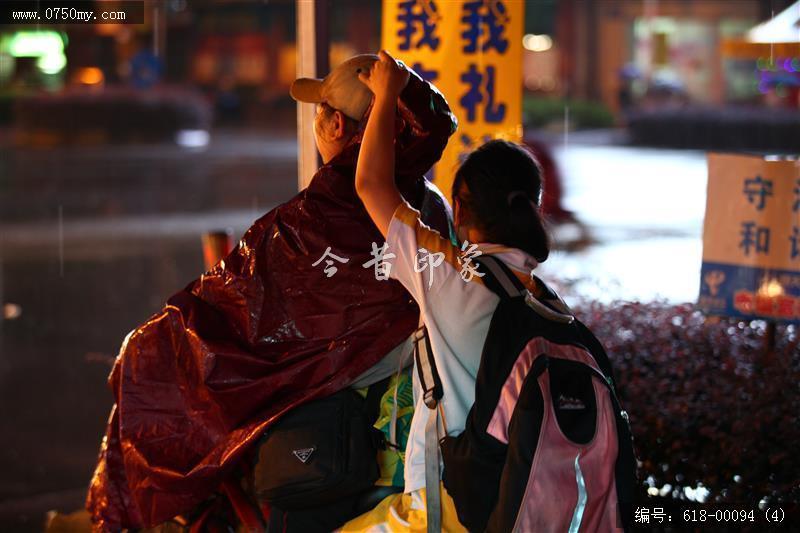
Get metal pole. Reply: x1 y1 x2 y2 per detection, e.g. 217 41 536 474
0 250 4 373
296 0 330 191
151 0 166 64
202 230 234 270
764 320 777 361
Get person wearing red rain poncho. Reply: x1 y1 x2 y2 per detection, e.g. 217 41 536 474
86 54 456 531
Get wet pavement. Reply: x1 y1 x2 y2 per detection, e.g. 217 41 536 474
541 143 706 304
0 129 295 531
0 129 709 530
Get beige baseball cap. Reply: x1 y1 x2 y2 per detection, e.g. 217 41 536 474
290 54 379 121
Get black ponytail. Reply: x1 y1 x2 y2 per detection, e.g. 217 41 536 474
452 140 550 262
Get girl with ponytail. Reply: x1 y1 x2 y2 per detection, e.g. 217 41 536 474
344 50 550 532
451 138 550 264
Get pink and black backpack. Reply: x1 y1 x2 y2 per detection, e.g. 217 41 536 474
416 255 637 532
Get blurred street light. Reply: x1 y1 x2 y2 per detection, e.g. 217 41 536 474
523 33 552 52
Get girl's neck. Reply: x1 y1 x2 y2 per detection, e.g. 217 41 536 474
457 225 485 245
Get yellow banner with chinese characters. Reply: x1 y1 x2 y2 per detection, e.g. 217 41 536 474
382 0 524 197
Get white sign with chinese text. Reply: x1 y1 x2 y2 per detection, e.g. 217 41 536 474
699 153 800 323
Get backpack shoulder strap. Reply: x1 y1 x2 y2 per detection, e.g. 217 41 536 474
473 255 526 298
475 255 575 324
412 325 444 533
413 326 442 410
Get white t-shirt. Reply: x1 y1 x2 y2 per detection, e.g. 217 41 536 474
385 200 540 493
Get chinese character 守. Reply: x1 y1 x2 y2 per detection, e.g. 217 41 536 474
743 175 773 211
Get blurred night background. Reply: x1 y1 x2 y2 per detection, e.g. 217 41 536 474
0 0 799 531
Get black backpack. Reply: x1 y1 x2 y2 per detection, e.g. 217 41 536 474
415 255 637 532
253 380 396 532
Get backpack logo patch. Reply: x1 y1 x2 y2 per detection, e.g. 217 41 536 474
557 394 586 410
292 447 315 463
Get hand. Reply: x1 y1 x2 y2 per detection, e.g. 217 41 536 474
358 50 410 102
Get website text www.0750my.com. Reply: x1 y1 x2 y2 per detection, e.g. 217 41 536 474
3 1 144 25
13 7 123 22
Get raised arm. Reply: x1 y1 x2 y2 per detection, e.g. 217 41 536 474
355 50 410 237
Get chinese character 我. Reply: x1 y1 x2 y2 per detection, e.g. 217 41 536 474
460 0 509 54
362 242 397 281
397 0 440 51
312 246 349 278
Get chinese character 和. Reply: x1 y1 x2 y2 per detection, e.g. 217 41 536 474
739 221 770 256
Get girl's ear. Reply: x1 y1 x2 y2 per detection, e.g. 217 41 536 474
333 110 347 140
453 195 471 227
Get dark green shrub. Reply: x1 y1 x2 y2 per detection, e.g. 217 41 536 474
576 300 799 513
523 96 615 129
0 90 16 125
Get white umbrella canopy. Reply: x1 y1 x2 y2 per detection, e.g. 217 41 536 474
747 1 800 44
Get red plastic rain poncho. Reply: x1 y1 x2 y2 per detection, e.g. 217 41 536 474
87 71 456 530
